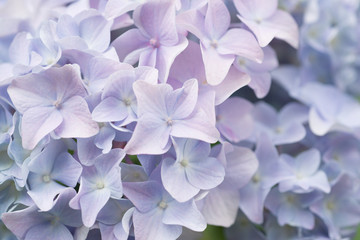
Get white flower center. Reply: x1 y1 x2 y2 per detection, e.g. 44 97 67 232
275 126 283 133
296 172 303 179
210 40 218 49
53 99 61 109
158 200 167 209
238 58 246 66
96 181 105 189
42 174 51 183
180 159 189 167
252 173 261 183
123 98 132 106
326 201 335 210
166 117 173 126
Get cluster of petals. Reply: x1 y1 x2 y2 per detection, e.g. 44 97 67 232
0 0 360 240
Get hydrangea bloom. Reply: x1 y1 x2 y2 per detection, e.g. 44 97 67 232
1 0 360 239
7 64 99 149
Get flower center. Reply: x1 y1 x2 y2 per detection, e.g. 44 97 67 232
180 159 188 167
238 58 246 66
53 99 61 109
286 195 295 204
252 173 261 183
275 126 283 133
210 40 218 49
296 172 303 179
166 117 173 126
333 154 340 161
149 38 159 48
96 181 105 189
123 98 132 106
158 200 167 209
326 201 335 210
50 216 60 226
42 174 51 183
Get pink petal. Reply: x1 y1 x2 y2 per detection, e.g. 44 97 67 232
248 72 272 98
21 107 63 150
234 0 278 20
80 189 111 227
133 0 178 46
155 36 188 83
239 10 299 48
168 78 198 119
112 29 149 64
216 97 254 142
55 96 99 138
201 188 240 227
211 67 250 105
92 97 128 122
204 0 230 39
124 117 171 155
176 8 207 40
200 43 234 85
263 10 299 48
171 108 220 143
218 28 263 63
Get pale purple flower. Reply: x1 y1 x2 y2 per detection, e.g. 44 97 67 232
74 56 133 95
8 64 99 149
168 41 250 105
239 135 292 224
92 66 158 126
323 135 360 178
8 23 61 76
27 140 82 211
2 188 82 240
161 138 225 202
124 78 219 155
252 102 308 145
265 187 321 229
178 0 263 85
96 199 133 240
69 149 125 227
216 97 254 142
295 82 360 136
56 11 112 53
233 46 279 98
123 179 206 240
278 149 330 194
234 0 299 48
199 142 258 227
103 0 144 21
112 0 188 82
310 175 360 240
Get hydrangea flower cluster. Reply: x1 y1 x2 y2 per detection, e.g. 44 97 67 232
0 0 359 240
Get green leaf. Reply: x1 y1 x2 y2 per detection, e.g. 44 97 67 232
129 155 140 165
200 225 225 240
354 225 360 240
54 180 67 187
